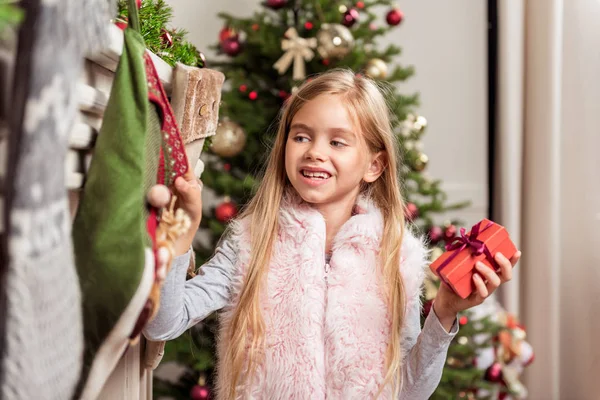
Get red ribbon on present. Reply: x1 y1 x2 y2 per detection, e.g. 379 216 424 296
436 221 499 287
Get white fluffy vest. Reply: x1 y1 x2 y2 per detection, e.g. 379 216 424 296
216 197 427 399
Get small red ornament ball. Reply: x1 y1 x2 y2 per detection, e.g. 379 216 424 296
215 200 238 223
428 226 443 243
249 91 258 100
322 58 330 66
264 0 287 10
444 224 457 242
239 84 248 93
221 37 242 56
160 29 173 47
404 202 419 222
304 21 313 30
356 1 365 9
459 315 469 325
136 0 142 9
252 23 260 31
219 26 236 42
223 163 232 172
342 8 359 27
278 90 289 99
190 384 210 400
386 8 404 26
484 362 504 383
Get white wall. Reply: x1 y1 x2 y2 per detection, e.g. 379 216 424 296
167 0 488 226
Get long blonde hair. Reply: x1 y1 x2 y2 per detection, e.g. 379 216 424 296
223 69 407 399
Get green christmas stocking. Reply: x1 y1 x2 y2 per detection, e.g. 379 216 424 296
72 0 190 397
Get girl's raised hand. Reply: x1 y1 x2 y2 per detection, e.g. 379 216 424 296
432 251 522 330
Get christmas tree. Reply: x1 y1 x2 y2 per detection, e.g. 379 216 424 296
123 1 533 399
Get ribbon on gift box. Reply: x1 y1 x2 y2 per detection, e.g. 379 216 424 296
436 221 499 288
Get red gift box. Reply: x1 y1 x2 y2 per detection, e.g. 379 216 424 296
429 219 518 299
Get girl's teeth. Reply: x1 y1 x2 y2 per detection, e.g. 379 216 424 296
302 170 330 179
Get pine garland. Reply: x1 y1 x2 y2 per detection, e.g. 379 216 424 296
117 0 204 67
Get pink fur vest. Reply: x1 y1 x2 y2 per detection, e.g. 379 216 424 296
216 196 427 399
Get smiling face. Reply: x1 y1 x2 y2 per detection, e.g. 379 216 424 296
284 94 383 208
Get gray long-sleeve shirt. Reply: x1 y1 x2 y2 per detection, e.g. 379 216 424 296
144 238 458 399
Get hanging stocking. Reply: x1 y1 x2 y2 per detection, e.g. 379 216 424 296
0 0 111 399
71 0 191 397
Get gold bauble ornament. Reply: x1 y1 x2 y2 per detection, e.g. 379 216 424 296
211 120 247 157
316 23 354 60
364 58 388 79
414 153 429 171
414 115 428 131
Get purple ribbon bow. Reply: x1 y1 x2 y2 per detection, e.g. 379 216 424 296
436 221 498 287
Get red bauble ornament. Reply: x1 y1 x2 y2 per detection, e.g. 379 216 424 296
484 362 504 383
278 90 289 99
342 8 359 27
215 199 238 222
428 226 443 243
190 384 210 400
459 315 469 325
356 1 365 9
223 163 232 172
404 202 419 222
264 0 287 9
444 224 457 242
304 21 314 30
219 26 236 42
252 23 260 31
322 58 330 66
161 29 173 47
221 37 242 56
239 84 248 92
249 91 258 100
386 8 404 26
136 0 142 9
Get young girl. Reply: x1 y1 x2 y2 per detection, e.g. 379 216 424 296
145 69 520 400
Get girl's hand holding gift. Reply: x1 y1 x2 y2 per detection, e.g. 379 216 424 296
432 251 522 331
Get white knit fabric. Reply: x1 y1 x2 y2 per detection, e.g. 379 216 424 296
0 0 111 398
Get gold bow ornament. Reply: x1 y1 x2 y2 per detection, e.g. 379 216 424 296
273 27 318 80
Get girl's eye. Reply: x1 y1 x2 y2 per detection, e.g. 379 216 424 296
294 135 309 143
331 140 346 148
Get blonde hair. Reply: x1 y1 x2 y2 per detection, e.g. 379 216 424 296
223 69 407 399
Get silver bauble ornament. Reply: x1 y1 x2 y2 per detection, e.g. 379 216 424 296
316 23 354 60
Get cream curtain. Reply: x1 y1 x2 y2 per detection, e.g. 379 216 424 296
494 1 600 398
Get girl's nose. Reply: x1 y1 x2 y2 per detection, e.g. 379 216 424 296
304 142 327 162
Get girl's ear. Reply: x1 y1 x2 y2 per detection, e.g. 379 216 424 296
363 151 387 183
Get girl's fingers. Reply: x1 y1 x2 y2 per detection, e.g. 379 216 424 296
475 261 502 292
494 253 514 282
473 273 489 298
510 250 522 266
